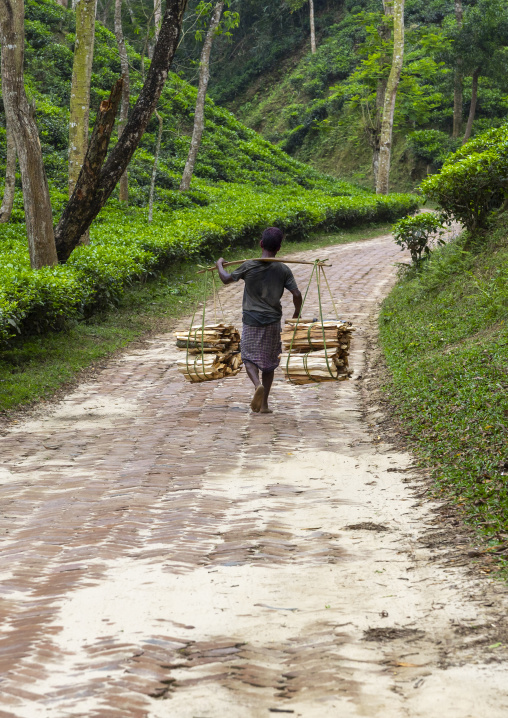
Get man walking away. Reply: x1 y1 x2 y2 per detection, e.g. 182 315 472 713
216 227 302 413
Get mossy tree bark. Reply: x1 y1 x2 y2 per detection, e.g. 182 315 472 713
462 68 479 145
148 110 163 222
154 0 162 38
69 0 96 245
180 0 224 192
0 120 16 224
452 0 463 139
114 0 130 203
376 0 405 195
368 1 392 187
0 0 57 268
55 0 189 261
148 11 163 223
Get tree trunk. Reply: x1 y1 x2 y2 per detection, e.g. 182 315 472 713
114 0 130 202
376 0 405 195
0 0 57 268
452 0 463 139
309 0 316 54
56 0 68 6
180 0 224 192
55 0 189 262
0 119 16 223
368 1 393 187
69 0 96 245
462 68 479 145
148 109 163 223
154 0 162 39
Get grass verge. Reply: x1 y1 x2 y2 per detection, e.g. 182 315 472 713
379 221 508 572
0 223 390 415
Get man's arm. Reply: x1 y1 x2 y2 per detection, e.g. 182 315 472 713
290 288 303 319
215 257 234 285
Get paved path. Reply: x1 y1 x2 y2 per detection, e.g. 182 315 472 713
1 235 507 717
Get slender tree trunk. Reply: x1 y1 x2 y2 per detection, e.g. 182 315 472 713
180 0 223 192
462 68 479 145
0 118 16 223
452 0 463 139
69 0 96 245
55 0 189 261
148 0 163 221
369 1 393 187
114 0 130 202
376 0 405 195
125 0 135 24
0 0 57 268
309 0 316 54
154 0 162 38
148 110 163 222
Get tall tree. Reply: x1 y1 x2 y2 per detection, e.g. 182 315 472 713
369 1 393 187
376 0 405 195
180 1 225 191
69 0 96 245
452 0 463 139
309 0 316 54
114 0 130 202
0 0 57 268
451 0 508 144
55 0 190 261
149 0 163 222
287 0 317 54
0 119 16 224
1 0 188 267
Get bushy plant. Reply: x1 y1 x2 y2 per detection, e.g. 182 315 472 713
407 130 460 168
393 212 446 267
421 124 508 232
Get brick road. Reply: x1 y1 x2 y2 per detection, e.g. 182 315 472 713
1 234 507 717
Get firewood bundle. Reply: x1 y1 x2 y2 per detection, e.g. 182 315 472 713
174 323 242 382
280 319 354 384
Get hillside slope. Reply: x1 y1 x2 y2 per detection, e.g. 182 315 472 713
202 0 508 191
0 0 418 347
380 221 508 555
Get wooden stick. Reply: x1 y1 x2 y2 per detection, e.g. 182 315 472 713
197 258 331 275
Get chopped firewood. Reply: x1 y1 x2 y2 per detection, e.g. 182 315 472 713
280 320 354 384
175 323 242 382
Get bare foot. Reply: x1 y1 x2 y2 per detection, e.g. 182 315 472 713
259 406 273 414
250 385 265 412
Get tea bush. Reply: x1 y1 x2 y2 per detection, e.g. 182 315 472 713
421 124 508 232
0 184 418 344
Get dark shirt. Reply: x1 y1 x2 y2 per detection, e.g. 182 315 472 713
230 260 299 326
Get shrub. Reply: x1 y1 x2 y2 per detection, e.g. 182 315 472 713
421 124 508 231
392 212 446 267
407 130 460 169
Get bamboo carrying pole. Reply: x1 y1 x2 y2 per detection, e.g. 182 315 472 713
197 258 332 274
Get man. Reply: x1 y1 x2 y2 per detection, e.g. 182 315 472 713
216 227 302 414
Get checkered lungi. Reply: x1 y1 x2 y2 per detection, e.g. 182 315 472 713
241 322 282 373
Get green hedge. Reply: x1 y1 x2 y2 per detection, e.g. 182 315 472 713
421 124 508 231
0 183 418 344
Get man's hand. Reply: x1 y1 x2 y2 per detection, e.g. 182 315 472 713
291 288 303 319
216 258 234 285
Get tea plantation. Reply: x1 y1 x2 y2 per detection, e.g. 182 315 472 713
0 0 418 345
